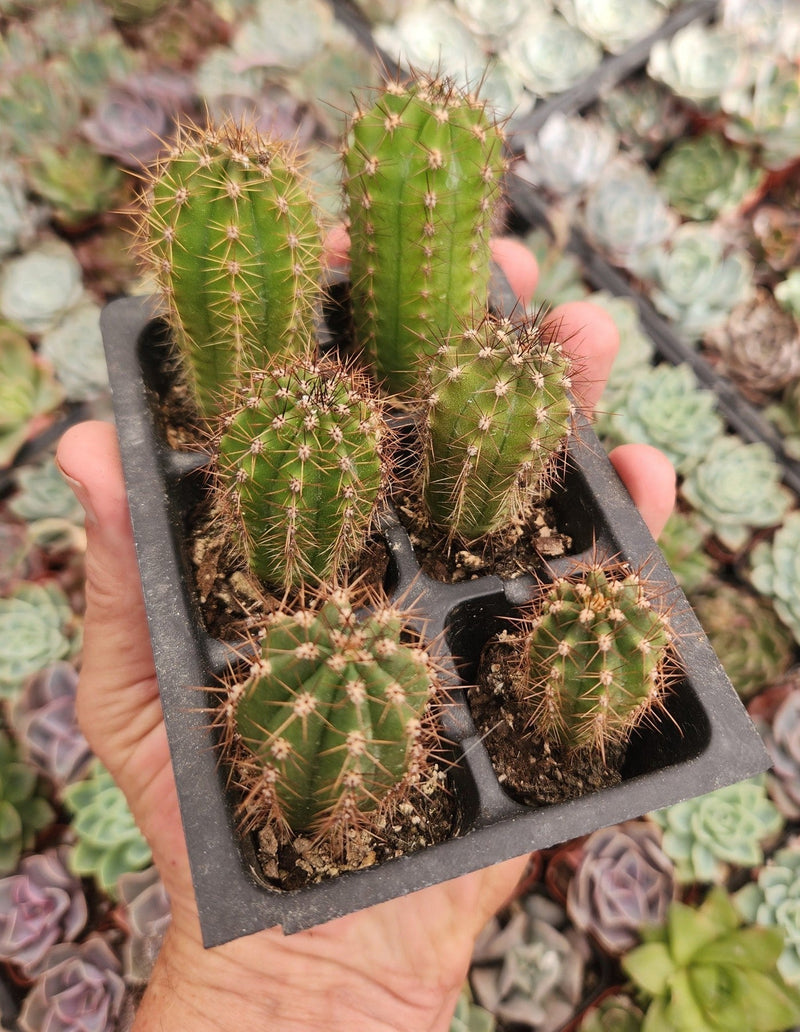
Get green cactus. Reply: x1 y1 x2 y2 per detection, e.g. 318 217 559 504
141 117 323 419
343 74 506 395
421 314 573 543
518 562 673 759
215 357 387 590
221 587 437 840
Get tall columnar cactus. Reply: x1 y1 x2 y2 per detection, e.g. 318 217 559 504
343 75 506 395
519 563 674 758
220 588 438 840
421 315 573 542
216 358 387 590
140 118 323 419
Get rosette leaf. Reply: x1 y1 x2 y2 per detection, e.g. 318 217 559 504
656 132 762 221
736 842 800 987
646 23 747 109
0 328 64 468
750 512 800 644
0 582 78 700
0 730 54 876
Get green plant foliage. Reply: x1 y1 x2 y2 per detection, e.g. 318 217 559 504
750 511 800 645
0 729 54 876
0 582 78 700
656 512 716 596
450 985 496 1032
656 132 762 221
736 844 800 987
0 328 65 468
577 992 644 1032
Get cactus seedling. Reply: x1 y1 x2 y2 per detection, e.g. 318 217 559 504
343 74 507 395
518 562 674 759
140 117 323 419
421 314 574 542
219 586 439 842
215 357 388 590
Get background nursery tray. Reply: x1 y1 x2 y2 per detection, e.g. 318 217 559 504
102 293 769 947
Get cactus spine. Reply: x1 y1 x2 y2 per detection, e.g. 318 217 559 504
343 75 506 395
141 118 323 419
520 564 673 758
216 358 387 590
222 588 437 839
422 315 574 542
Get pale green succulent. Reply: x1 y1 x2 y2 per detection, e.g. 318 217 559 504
656 132 763 221
9 459 85 525
520 112 617 196
0 239 85 336
636 224 755 341
0 729 55 876
722 56 800 171
23 140 124 229
577 993 644 1032
0 165 43 259
450 985 496 1032
736 844 800 987
0 328 65 468
766 377 800 462
505 10 602 97
690 581 795 701
647 22 746 109
600 363 725 475
39 301 109 402
775 269 800 320
750 511 800 645
0 582 78 699
63 760 152 898
597 78 690 161
650 777 784 884
453 0 530 38
556 0 664 54
721 0 800 59
657 511 716 595
681 435 792 552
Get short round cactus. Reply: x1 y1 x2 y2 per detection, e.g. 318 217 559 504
215 357 387 590
343 74 506 394
422 314 574 542
140 117 323 418
220 587 438 841
518 562 674 758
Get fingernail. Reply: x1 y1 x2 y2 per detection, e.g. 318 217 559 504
55 457 99 526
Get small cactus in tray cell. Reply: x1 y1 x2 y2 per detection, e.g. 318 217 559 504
421 314 574 543
219 586 439 843
215 357 387 590
343 74 506 395
517 562 674 760
140 117 324 420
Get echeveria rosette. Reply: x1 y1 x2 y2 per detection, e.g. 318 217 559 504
689 582 795 701
646 22 749 110
450 984 496 1032
766 378 800 463
0 163 43 259
117 866 171 984
22 139 124 228
750 512 800 645
566 820 676 955
656 512 716 596
722 57 800 171
556 0 664 53
520 112 617 197
650 777 784 885
634 224 754 342
577 993 644 1032
680 435 792 553
39 300 110 402
62 760 152 898
597 79 690 162
736 843 800 987
0 327 65 468
0 582 78 700
0 730 55 876
0 238 85 336
0 845 87 977
600 363 724 476
9 460 85 526
656 132 763 222
776 269 800 320
505 11 602 96
18 935 125 1032
622 887 800 1032
721 0 800 57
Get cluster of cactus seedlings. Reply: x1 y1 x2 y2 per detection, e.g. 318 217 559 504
137 72 677 863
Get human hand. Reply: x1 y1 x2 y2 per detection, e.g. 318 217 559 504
56 238 675 1032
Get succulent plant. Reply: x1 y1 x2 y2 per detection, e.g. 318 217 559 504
766 377 800 462
750 512 800 645
751 203 800 275
23 139 125 228
116 865 171 984
566 820 676 955
600 363 724 476
231 0 337 73
0 726 55 876
577 993 644 1032
38 300 110 402
721 0 800 57
469 892 591 1031
635 224 754 341
18 934 125 1032
736 842 800 987
450 984 496 1032
103 0 171 22
556 0 664 54
453 0 528 38
680 434 792 553
421 314 574 543
597 78 690 162
689 581 795 701
722 56 800 171
0 238 85 336
13 662 91 787
0 164 43 260
505 10 602 96
220 586 439 844
343 74 506 395
140 116 323 420
0 845 87 976
62 760 152 897
519 112 617 197
704 289 800 404
582 158 676 270
655 511 716 596
623 886 800 1032
0 582 78 700
9 459 86 526
775 269 800 320
649 776 784 884
516 561 674 760
215 358 387 590
646 22 747 109
0 327 65 469
656 132 763 222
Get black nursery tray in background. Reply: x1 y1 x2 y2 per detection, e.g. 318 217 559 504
102 294 768 947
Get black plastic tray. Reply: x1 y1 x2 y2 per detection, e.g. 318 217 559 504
102 294 768 946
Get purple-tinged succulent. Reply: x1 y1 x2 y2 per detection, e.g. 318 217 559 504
751 686 800 820
0 845 87 977
566 820 676 955
18 935 125 1032
81 71 195 168
116 865 171 984
13 662 92 788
